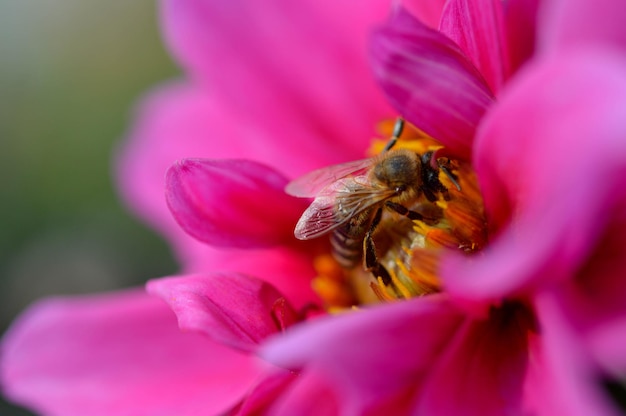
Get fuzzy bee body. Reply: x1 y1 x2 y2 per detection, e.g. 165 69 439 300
286 119 456 281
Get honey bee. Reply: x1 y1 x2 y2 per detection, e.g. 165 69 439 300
286 119 459 285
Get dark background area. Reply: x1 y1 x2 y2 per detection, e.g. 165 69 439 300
0 2 179 414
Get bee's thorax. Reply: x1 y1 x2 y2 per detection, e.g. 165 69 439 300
371 149 421 194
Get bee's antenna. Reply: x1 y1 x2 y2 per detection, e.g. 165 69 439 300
383 117 404 153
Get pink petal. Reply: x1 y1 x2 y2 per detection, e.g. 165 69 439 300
590 316 626 377
524 293 623 416
262 295 463 413
1 290 261 416
547 208 626 373
266 369 341 415
166 158 304 248
230 370 298 415
416 304 532 415
181 245 319 310
439 0 509 93
504 0 540 72
370 7 494 159
160 0 393 162
147 273 298 353
442 49 626 300
539 0 626 55
402 0 446 29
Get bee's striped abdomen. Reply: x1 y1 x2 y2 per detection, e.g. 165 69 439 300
330 209 373 268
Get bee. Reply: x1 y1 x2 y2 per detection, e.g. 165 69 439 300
286 119 460 285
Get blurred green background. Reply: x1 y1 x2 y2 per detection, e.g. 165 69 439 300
0 1 179 414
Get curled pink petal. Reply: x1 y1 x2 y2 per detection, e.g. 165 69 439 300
180 245 319 309
1 290 261 416
443 49 626 300
439 0 509 93
147 273 298 352
166 158 305 248
539 0 626 55
370 7 494 159
262 296 463 413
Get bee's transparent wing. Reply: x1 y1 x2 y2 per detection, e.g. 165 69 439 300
285 158 373 198
294 178 395 240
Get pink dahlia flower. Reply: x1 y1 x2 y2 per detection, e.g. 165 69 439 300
4 0 626 415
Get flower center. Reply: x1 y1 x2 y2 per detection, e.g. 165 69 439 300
310 120 488 309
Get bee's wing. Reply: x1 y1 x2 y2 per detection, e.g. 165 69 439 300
285 158 373 198
294 177 395 240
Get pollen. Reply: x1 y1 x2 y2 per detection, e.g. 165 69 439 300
311 254 380 310
311 254 355 309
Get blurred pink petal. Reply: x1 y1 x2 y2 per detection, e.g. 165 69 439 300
416 304 532 415
1 290 261 416
370 7 494 159
230 370 298 415
147 273 298 352
504 0 540 71
262 295 463 413
439 0 509 93
401 0 446 28
546 207 626 374
165 158 304 248
526 293 623 416
266 369 341 416
539 0 626 54
161 0 393 162
442 49 626 300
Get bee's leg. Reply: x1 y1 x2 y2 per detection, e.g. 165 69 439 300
363 208 392 285
439 163 461 192
421 187 440 203
421 152 455 201
434 155 461 192
385 201 442 226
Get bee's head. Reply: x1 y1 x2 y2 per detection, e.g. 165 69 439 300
372 149 421 193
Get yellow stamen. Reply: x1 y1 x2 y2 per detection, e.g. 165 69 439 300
311 254 355 309
388 265 412 300
370 278 397 302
